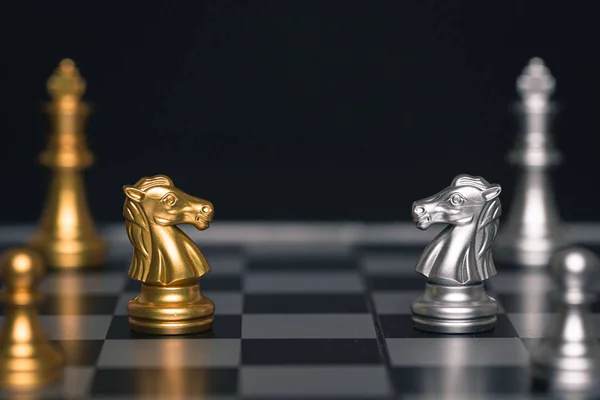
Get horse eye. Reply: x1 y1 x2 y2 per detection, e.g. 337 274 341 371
163 194 177 206
450 194 465 206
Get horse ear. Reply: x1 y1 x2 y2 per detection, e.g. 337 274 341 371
481 185 501 201
123 186 145 202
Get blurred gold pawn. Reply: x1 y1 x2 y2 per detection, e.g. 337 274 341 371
30 59 106 268
0 248 64 388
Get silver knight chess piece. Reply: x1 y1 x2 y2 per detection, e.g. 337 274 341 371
495 58 566 268
410 174 502 333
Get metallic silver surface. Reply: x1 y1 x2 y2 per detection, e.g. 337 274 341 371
495 58 566 268
410 174 501 333
411 283 497 333
531 246 600 394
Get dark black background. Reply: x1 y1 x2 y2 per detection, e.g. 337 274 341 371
0 1 598 222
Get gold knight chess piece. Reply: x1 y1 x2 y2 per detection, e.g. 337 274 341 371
29 59 106 268
123 175 215 335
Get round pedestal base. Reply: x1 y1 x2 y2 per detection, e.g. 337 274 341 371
494 235 565 268
0 346 64 388
531 364 600 394
411 282 497 334
128 283 215 335
29 236 106 269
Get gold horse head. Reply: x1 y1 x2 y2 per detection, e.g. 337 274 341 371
122 175 214 285
123 175 214 230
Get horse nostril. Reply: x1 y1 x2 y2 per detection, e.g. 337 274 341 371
414 206 425 215
202 206 212 214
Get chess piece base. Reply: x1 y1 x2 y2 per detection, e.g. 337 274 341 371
494 235 564 268
411 282 498 334
0 355 63 389
29 236 105 269
0 307 64 389
128 283 214 335
532 365 600 394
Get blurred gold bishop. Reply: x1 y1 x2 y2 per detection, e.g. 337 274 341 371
0 247 64 388
29 59 106 268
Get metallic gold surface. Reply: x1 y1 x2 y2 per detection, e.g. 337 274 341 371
30 59 105 268
0 248 64 388
123 175 215 335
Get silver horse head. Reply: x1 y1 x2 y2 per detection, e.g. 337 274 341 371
411 174 502 285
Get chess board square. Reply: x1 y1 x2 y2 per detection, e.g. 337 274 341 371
53 340 104 366
247 254 358 271
521 338 542 353
114 292 243 316
496 293 556 313
487 272 554 294
245 272 363 293
106 315 242 339
386 338 529 366
90 368 238 396
203 254 245 275
242 314 377 338
368 276 424 291
241 339 383 365
39 272 127 294
37 295 118 315
391 366 531 395
240 366 391 397
36 315 112 340
360 252 420 275
199 244 245 258
508 313 600 338
243 294 368 313
379 314 519 338
124 276 242 292
372 291 424 315
97 339 240 367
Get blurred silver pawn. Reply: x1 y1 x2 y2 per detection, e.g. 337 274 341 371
531 246 600 395
495 58 566 268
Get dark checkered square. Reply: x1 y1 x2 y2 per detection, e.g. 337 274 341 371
243 294 369 313
241 339 383 365
90 368 238 396
53 340 104 366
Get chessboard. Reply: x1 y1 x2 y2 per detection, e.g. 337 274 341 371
0 222 598 400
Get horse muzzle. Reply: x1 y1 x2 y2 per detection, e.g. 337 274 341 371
194 214 210 230
412 203 432 230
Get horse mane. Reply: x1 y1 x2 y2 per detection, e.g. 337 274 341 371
123 175 174 281
452 174 501 280
451 174 490 191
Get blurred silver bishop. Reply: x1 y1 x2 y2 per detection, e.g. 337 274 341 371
531 246 600 394
410 174 501 333
494 58 566 268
